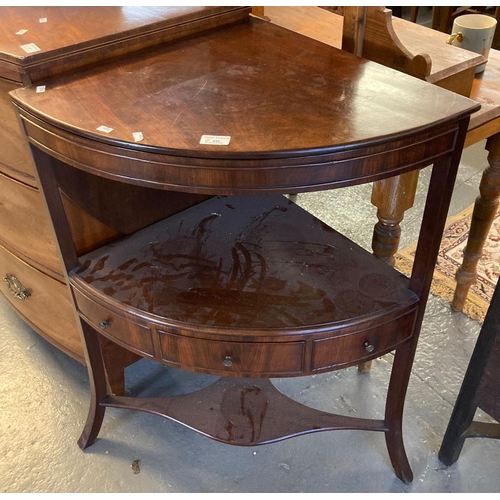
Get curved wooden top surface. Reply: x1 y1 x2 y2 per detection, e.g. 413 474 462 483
12 19 478 154
11 18 479 194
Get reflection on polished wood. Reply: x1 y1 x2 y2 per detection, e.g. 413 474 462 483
264 6 498 320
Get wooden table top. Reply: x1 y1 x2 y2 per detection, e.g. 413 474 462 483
0 6 250 83
393 15 500 136
265 7 500 141
11 18 478 159
0 6 228 61
266 7 485 86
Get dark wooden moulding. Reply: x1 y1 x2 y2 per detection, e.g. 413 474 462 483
11 17 479 484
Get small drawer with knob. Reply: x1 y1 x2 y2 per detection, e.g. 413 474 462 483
158 330 305 377
72 287 155 358
311 311 416 372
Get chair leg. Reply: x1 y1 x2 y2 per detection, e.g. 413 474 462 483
441 276 500 464
452 134 500 311
410 6 419 23
77 320 108 449
438 417 473 466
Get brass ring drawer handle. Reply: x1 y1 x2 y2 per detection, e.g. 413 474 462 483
222 355 233 367
364 341 375 353
3 274 31 301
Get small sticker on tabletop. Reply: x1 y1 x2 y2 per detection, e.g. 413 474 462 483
36 85 46 93
200 135 231 146
132 132 144 142
20 43 41 53
39 18 47 23
16 29 28 35
96 125 114 133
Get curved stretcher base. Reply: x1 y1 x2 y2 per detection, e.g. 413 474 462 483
78 375 413 483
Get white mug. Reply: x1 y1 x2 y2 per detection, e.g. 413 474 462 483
447 14 497 73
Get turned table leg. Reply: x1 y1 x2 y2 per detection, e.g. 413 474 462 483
371 170 420 266
358 171 420 373
452 134 500 312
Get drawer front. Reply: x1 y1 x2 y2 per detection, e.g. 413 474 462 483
159 331 305 376
0 243 83 360
0 79 37 185
73 287 155 358
311 311 416 371
0 171 64 279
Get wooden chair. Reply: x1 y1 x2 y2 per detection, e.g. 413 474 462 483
439 278 500 465
342 6 431 77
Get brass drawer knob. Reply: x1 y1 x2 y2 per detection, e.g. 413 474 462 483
3 274 31 301
364 341 375 353
222 356 233 367
99 320 110 330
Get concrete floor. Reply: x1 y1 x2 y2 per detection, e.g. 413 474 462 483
1 140 499 493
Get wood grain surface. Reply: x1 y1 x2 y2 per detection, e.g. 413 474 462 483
70 195 418 377
15 13 479 480
0 6 250 83
12 19 478 157
72 195 418 332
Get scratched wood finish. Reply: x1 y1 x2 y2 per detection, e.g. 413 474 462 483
0 6 250 84
12 20 475 157
70 196 418 377
74 197 417 331
13 17 479 484
103 377 388 446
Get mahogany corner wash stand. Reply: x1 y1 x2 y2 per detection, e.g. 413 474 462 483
11 18 478 484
